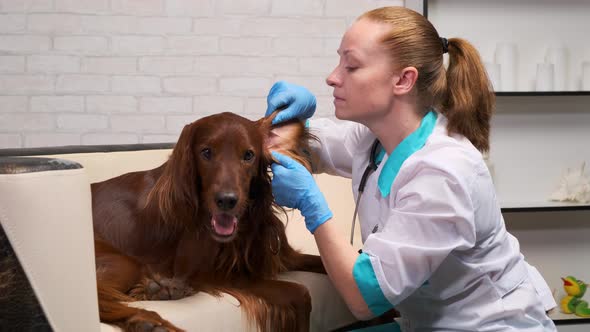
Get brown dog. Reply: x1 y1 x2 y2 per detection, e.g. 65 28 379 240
92 112 325 332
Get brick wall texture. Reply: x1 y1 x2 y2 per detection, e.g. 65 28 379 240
0 0 402 148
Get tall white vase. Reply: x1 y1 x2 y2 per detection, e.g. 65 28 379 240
545 46 569 91
494 43 518 91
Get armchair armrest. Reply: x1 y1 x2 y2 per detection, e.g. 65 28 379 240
0 157 100 332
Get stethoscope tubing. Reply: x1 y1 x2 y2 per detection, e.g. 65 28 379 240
350 139 381 245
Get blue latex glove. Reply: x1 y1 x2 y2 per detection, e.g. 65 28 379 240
271 151 333 233
265 81 317 125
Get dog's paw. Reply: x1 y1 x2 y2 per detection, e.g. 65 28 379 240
125 310 184 332
130 275 194 301
145 276 194 300
127 320 169 332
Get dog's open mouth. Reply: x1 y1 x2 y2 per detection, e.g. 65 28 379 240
211 213 238 239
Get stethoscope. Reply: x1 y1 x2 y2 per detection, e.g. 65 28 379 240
350 138 382 245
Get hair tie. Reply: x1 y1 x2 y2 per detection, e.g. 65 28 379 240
440 37 449 54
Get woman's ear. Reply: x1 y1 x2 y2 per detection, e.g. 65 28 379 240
393 66 419 95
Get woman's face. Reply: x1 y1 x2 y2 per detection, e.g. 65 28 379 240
326 19 398 124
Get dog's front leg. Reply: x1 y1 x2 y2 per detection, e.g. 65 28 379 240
172 230 205 279
239 279 313 332
128 231 203 301
284 253 326 274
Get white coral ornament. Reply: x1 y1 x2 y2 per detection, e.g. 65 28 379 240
550 162 590 204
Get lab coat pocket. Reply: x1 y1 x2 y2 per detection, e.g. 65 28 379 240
497 278 557 330
432 275 505 330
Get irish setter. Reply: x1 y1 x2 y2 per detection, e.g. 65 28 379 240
92 112 326 332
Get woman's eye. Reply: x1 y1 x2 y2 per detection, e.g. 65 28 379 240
243 150 255 162
345 66 358 72
201 148 211 160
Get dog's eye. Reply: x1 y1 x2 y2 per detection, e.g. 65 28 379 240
201 148 211 160
243 150 255 162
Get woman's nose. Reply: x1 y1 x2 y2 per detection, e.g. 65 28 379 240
326 67 340 87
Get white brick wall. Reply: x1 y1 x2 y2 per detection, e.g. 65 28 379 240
0 0 403 148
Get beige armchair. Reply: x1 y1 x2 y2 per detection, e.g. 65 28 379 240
0 144 365 332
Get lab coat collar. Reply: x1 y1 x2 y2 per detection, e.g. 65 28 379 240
378 110 438 197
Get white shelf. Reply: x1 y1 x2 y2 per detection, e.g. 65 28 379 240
426 0 590 92
489 111 590 213
549 309 590 323
500 200 590 211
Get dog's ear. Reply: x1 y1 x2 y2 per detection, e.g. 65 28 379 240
256 112 276 167
147 122 198 224
257 112 315 172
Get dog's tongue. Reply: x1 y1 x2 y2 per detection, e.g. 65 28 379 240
211 214 237 236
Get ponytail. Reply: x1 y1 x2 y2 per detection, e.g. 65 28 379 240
443 38 494 152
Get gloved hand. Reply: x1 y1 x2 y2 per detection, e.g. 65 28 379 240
270 151 333 233
265 81 317 125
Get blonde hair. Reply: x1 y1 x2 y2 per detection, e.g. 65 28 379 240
360 7 494 152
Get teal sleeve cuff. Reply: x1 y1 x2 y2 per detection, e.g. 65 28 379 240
352 252 394 316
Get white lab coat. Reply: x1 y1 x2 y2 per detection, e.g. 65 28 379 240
309 113 557 331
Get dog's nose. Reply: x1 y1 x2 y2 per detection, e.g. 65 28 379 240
215 192 238 211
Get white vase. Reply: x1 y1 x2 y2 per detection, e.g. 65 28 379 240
582 61 590 91
535 63 554 91
484 62 501 91
545 46 569 91
494 43 518 91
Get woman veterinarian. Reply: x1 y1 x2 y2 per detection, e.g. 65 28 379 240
266 6 557 332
